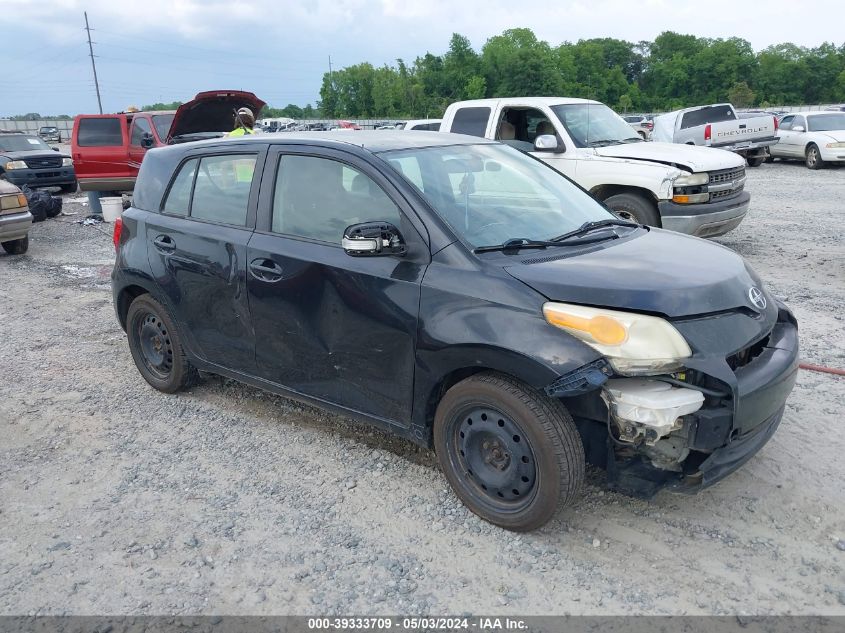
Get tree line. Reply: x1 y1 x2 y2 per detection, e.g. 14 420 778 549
314 29 845 118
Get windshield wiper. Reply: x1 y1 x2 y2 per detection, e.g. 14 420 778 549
587 139 622 147
473 238 567 254
551 218 639 243
621 136 645 143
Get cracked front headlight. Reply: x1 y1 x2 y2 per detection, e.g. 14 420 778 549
673 172 709 186
543 302 692 376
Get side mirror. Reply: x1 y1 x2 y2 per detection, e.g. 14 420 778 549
792 125 805 133
342 221 406 257
52 147 60 152
141 133 154 148
534 134 562 153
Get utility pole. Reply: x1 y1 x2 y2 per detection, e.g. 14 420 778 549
84 11 103 114
328 55 334 86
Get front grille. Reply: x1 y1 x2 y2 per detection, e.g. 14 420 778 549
710 184 745 201
726 333 770 370
24 156 62 169
710 167 745 185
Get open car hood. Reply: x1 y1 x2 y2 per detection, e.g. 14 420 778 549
167 90 266 142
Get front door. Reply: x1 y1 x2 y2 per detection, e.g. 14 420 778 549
146 149 263 373
246 147 428 425
128 116 152 172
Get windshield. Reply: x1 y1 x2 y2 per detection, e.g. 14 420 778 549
808 113 845 132
550 104 641 147
378 143 614 248
152 114 175 140
0 135 51 152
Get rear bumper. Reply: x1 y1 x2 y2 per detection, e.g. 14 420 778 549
4 167 76 188
0 210 33 241
712 137 778 154
658 190 750 238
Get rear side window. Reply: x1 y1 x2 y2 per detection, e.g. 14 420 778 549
77 117 123 146
451 107 490 137
162 159 197 216
190 154 256 226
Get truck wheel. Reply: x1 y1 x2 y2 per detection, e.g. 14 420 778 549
433 372 584 531
747 156 766 167
126 294 198 393
60 181 78 194
2 236 29 255
603 192 660 226
805 144 824 170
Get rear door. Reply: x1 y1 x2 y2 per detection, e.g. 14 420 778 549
246 145 429 425
146 147 265 373
72 115 132 190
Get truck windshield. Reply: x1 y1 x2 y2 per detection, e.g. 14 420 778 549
152 114 175 140
0 135 51 151
378 143 615 248
550 104 642 148
808 114 845 132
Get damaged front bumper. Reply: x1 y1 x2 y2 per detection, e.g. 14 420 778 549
563 303 799 498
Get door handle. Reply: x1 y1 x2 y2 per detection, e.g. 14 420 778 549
249 259 283 281
153 235 175 251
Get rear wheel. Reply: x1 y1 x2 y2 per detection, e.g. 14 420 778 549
126 294 198 393
433 372 584 531
2 235 28 255
603 192 660 226
805 144 824 169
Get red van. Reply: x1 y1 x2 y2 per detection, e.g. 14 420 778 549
72 91 265 192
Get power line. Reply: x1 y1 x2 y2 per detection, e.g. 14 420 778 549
84 11 103 114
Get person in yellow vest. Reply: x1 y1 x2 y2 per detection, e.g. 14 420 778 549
229 107 255 137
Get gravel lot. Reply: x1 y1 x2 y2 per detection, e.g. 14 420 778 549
1 161 843 616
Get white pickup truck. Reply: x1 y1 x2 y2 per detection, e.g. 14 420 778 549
439 97 750 238
652 104 778 167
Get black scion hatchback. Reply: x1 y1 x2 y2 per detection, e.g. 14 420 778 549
112 132 799 531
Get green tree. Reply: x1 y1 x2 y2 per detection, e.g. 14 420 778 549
727 81 755 108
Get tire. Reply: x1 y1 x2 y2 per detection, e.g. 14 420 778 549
806 144 824 170
637 131 646 139
2 235 28 255
747 156 766 167
603 192 660 226
60 181 78 194
433 372 584 531
764 154 775 164
126 294 198 393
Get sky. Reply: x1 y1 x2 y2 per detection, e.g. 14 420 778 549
3 0 844 117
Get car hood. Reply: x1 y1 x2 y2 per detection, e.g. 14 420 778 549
167 90 266 142
594 142 744 172
1 149 70 160
0 179 22 194
503 229 766 318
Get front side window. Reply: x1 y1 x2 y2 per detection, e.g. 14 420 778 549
792 115 806 130
130 117 152 146
162 158 197 216
77 117 123 146
272 154 401 243
451 107 490 137
189 154 256 226
379 143 614 248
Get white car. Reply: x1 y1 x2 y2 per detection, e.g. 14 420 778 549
769 111 845 169
399 119 442 131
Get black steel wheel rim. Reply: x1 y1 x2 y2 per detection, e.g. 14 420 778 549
136 312 173 379
448 406 538 513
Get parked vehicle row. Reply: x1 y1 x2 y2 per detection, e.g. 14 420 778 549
652 103 778 167
439 97 750 238
622 115 653 139
112 131 799 531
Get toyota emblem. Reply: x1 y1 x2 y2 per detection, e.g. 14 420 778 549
748 287 767 310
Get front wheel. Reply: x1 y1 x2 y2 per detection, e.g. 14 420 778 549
433 372 584 531
126 294 198 393
806 144 824 170
60 181 78 194
603 192 660 226
2 235 29 255
747 156 766 167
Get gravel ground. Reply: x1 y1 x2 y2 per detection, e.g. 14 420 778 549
1 162 844 616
